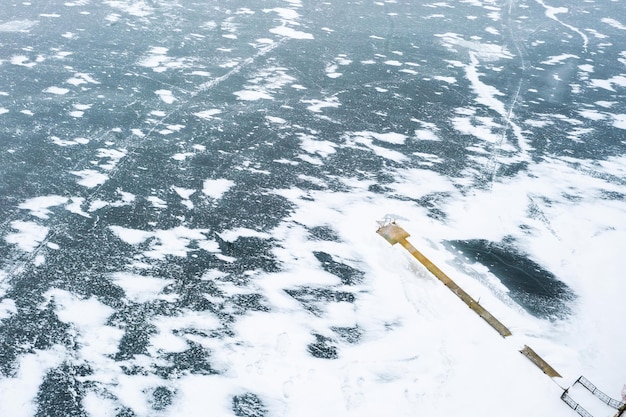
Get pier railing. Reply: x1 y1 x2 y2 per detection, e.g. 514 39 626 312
577 376 626 410
561 391 593 417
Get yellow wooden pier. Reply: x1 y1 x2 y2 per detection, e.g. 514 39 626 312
376 221 565 379
377 222 512 338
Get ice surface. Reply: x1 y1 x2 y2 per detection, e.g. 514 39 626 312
0 0 625 416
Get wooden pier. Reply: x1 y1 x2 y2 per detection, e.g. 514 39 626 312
377 222 511 337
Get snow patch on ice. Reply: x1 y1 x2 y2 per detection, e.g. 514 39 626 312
0 346 66 417
103 0 153 17
0 299 17 320
342 131 408 162
0 20 37 32
588 75 626 91
109 225 211 260
269 26 314 40
18 195 69 219
66 73 100 86
302 97 340 113
44 86 70 95
97 148 127 170
234 89 273 101
202 178 235 200
218 228 271 242
70 169 109 188
602 17 626 30
5 221 49 252
194 109 222 119
436 32 513 61
155 89 176 104
110 272 174 303
298 134 337 158
109 226 153 245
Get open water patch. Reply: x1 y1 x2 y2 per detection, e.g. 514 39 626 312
447 239 575 319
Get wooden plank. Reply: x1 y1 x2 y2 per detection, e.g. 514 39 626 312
520 345 562 378
376 223 410 245
377 222 512 338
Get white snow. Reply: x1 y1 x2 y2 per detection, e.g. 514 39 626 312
202 178 235 199
601 17 626 30
109 225 210 260
50 136 89 146
541 53 579 65
369 132 407 145
172 152 195 161
0 346 66 417
269 26 314 40
234 89 274 101
589 75 626 92
104 0 153 17
343 131 408 162
266 116 287 124
0 299 17 320
301 97 340 113
97 148 127 170
217 228 271 242
147 196 167 208
43 86 70 95
70 169 109 188
172 186 196 200
18 195 69 219
612 114 626 130
66 73 100 86
110 272 174 303
264 8 300 21
65 197 90 218
5 221 49 252
155 89 176 104
109 225 153 245
194 109 222 119
144 227 210 259
299 134 337 158
0 20 37 32
414 129 440 141
10 55 37 68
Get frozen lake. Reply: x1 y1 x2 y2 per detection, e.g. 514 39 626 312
1 0 625 416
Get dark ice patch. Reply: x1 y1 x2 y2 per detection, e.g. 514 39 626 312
215 236 280 274
308 225 341 242
368 183 392 194
35 363 91 417
331 326 362 344
232 393 267 417
151 386 174 411
416 192 450 221
307 334 338 359
0 299 72 376
215 190 292 232
228 293 270 314
447 239 575 319
110 307 157 361
285 287 355 315
601 190 625 201
115 407 137 417
155 342 218 378
313 252 364 285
